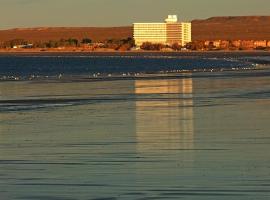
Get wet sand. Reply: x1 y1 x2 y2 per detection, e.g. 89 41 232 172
1 70 270 199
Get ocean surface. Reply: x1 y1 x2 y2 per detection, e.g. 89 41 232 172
0 52 270 200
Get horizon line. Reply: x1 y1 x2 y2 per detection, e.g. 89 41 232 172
1 15 270 31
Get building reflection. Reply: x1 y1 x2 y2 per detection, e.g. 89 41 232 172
135 78 194 153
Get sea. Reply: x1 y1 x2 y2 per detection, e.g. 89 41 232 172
0 52 270 200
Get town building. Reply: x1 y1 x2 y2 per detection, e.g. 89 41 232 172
232 40 241 48
240 40 255 49
213 40 221 48
12 44 33 49
220 40 230 49
180 22 192 46
133 15 192 47
254 40 267 48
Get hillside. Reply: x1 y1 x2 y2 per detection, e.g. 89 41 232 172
0 27 133 43
0 16 270 43
192 16 270 40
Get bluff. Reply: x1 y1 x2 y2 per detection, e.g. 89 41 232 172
0 16 270 42
0 27 133 43
192 16 270 40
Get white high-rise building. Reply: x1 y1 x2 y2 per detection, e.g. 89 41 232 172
133 15 192 47
181 22 192 46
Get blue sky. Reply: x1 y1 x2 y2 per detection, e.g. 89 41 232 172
0 0 269 29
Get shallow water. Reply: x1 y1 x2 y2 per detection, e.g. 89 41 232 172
1 66 270 199
1 52 268 79
0 53 270 200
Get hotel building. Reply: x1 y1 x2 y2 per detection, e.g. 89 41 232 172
133 15 192 47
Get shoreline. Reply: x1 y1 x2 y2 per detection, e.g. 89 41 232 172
1 50 269 82
1 67 269 83
0 49 270 55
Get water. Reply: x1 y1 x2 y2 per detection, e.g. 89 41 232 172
0 53 270 199
1 52 270 80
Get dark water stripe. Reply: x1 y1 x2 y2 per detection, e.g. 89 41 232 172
122 192 146 196
1 90 269 105
18 197 118 200
161 149 230 151
17 196 77 200
159 192 245 196
0 96 194 103
0 162 86 165
14 183 109 187
136 197 182 200
0 142 137 148
90 198 117 200
150 189 270 193
0 160 168 165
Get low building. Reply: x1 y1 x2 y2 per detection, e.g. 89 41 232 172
213 40 221 48
254 40 267 48
13 44 33 49
240 40 254 49
232 40 241 48
133 15 192 47
220 40 230 49
204 41 211 46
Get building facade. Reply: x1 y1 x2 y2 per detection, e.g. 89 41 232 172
133 23 167 46
133 15 192 47
180 22 192 46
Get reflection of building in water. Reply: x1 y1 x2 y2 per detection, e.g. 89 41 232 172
135 78 194 153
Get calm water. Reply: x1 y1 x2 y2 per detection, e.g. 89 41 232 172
1 52 270 79
0 53 270 199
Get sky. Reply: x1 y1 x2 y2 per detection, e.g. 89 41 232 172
0 0 270 29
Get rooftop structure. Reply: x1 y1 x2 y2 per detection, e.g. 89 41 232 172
165 15 178 23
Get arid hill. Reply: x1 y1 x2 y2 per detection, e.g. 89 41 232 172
192 16 270 40
0 16 270 43
0 27 133 43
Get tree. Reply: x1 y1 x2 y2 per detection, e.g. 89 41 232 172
141 42 165 51
186 41 205 51
81 38 92 44
45 40 59 48
171 43 182 51
66 38 79 47
208 42 216 50
32 41 46 48
8 39 27 48
121 37 135 45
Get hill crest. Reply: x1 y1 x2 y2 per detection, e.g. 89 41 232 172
0 16 270 42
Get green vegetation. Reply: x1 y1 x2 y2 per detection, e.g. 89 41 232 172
81 38 92 44
1 37 269 51
140 42 166 51
0 39 27 48
0 37 136 51
140 42 183 51
171 43 182 51
103 37 135 51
